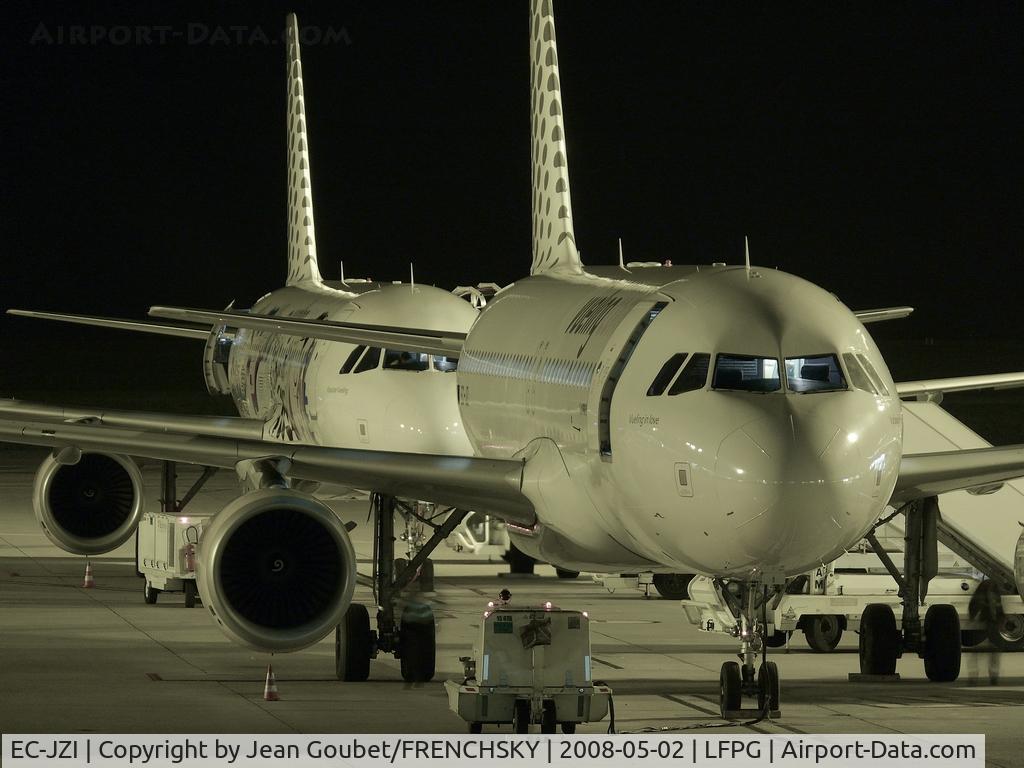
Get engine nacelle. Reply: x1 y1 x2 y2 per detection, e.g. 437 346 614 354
196 488 357 653
33 451 144 555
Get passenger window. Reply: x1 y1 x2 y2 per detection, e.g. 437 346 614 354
647 353 688 396
432 355 458 372
668 353 710 395
383 349 429 371
353 346 381 373
857 354 890 396
713 354 781 393
785 354 847 393
842 353 877 394
339 345 366 374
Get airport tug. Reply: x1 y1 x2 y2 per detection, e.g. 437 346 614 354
445 592 611 733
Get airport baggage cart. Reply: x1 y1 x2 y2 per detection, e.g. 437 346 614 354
136 511 208 607
445 603 611 733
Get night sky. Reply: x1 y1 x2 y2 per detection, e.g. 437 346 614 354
1 1 1022 398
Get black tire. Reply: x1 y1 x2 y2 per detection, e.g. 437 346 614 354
859 603 900 675
183 580 197 608
504 545 535 575
923 604 961 682
719 661 741 717
513 699 530 733
988 613 1024 652
540 700 557 733
399 603 436 682
804 615 843 652
757 661 780 711
653 573 694 600
143 582 159 605
961 629 987 648
468 722 483 734
555 567 580 580
765 630 791 648
560 722 576 734
335 604 372 682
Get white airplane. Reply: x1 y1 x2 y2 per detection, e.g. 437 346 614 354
3 3 1024 715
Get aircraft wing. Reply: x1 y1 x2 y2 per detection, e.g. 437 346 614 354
853 307 914 323
150 306 466 357
892 444 1024 505
896 372 1024 399
7 309 208 340
0 401 534 525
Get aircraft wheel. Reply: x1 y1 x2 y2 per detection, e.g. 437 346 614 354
859 604 900 675
336 604 372 681
560 722 576 734
923 604 961 682
555 567 580 579
143 582 160 605
653 573 694 600
513 699 531 733
960 630 987 648
504 545 535 575
540 700 557 733
765 630 791 648
719 661 741 717
183 580 198 608
804 615 843 652
468 722 482 734
988 613 1024 651
757 661 780 711
399 603 436 682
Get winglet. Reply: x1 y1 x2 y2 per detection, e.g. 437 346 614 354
744 236 751 276
529 0 582 276
285 13 323 287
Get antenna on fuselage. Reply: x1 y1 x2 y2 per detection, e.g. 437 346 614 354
744 236 751 277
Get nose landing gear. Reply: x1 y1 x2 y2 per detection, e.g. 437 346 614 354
717 578 783 719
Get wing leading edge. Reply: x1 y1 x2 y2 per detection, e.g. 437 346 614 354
896 372 1024 399
893 443 1024 505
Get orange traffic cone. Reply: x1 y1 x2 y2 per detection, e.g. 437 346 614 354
263 664 280 701
82 561 95 589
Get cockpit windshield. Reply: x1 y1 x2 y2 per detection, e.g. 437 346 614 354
712 354 781 393
383 349 429 371
785 354 847 393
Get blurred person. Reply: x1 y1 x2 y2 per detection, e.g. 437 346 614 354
968 579 1003 685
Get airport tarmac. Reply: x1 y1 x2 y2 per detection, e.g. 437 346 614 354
0 447 1022 767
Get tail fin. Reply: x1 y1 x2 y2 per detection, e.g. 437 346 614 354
285 13 323 287
529 0 582 276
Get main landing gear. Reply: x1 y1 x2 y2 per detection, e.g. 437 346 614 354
335 493 468 683
716 578 783 719
858 497 964 681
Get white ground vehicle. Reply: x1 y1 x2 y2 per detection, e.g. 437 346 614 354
137 510 208 607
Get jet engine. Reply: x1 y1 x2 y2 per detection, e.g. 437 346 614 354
33 451 144 555
196 488 357 653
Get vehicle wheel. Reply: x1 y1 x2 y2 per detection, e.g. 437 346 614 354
719 661 741 717
540 700 557 733
859 604 900 675
560 722 576 734
757 661 780 711
399 603 436 682
765 630 790 648
504 545 535 575
804 615 843 652
468 722 483 734
555 567 580 579
988 613 1024 652
653 573 694 600
961 629 987 648
335 604 372 682
513 699 531 733
923 604 961 682
143 582 159 605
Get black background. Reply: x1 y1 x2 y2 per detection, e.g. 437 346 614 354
1 1 1021 410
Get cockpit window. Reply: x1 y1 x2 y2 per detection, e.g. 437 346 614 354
713 354 781 392
352 346 381 373
842 352 878 394
339 345 366 374
668 353 710 395
383 349 429 371
785 354 847 393
857 354 890 396
432 355 458 372
647 353 687 396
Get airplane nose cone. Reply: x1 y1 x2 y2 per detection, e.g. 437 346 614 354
713 413 869 574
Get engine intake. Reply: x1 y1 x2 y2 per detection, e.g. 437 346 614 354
196 488 357 653
33 452 143 555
